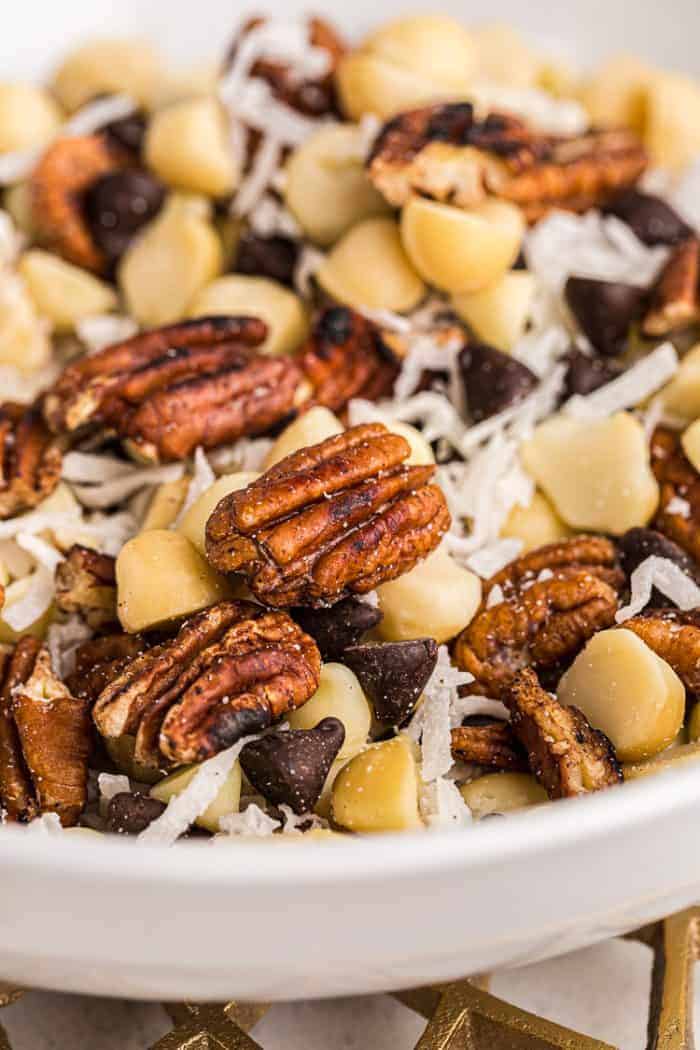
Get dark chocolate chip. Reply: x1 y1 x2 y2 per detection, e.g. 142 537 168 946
316 305 354 347
562 349 623 399
106 792 166 835
618 527 700 606
103 112 148 157
240 717 345 814
458 343 538 422
235 233 299 287
565 276 647 357
293 597 382 661
83 170 165 268
606 190 692 247
342 638 438 725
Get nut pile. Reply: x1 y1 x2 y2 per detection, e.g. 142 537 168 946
2 11 700 842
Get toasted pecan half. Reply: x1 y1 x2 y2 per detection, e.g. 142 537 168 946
92 600 321 768
484 536 625 601
68 632 151 702
0 403 63 520
622 609 700 696
298 307 398 414
504 668 622 798
368 102 648 220
205 423 450 607
455 570 619 698
30 134 128 273
55 545 117 630
450 721 528 772
44 316 307 462
643 238 700 337
650 425 700 563
0 639 90 825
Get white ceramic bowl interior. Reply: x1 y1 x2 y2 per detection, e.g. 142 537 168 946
1 0 699 1003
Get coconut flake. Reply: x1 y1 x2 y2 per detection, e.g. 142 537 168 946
26 813 64 836
667 496 691 517
208 436 274 474
470 81 587 135
293 244 325 298
248 194 300 238
234 135 283 218
218 802 281 838
418 647 474 783
564 343 678 421
76 314 138 354
616 555 700 622
420 777 472 829
174 448 214 526
140 736 257 844
69 462 184 509
98 773 131 803
279 805 327 834
466 538 522 579
449 696 510 728
47 615 93 678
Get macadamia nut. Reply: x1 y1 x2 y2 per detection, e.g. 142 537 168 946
452 271 536 352
52 38 163 111
331 734 422 832
179 472 259 554
460 771 546 819
0 83 62 154
189 275 309 356
116 529 231 633
150 760 242 833
500 491 572 552
18 250 117 333
681 419 700 473
287 662 372 763
521 412 659 535
263 408 344 469
145 97 239 198
558 628 685 762
662 343 700 421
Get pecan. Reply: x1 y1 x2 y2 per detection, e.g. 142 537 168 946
622 609 700 695
205 423 451 607
643 238 700 337
0 639 90 825
225 16 345 117
297 307 398 414
484 536 625 601
30 134 128 273
0 403 63 520
43 316 308 462
454 570 619 697
450 721 528 771
650 425 700 563
504 668 622 798
55 545 117 630
92 600 321 769
68 632 150 702
368 103 648 221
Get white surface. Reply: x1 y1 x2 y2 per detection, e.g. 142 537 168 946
0 939 671 1048
2 0 700 1005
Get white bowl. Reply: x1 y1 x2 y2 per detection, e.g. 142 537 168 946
2 0 700 1003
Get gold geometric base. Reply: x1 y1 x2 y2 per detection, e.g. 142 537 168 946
1 908 698 1048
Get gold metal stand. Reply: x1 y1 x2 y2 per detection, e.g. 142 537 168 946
1 908 698 1048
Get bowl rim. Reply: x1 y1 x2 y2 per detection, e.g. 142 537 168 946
1 758 697 887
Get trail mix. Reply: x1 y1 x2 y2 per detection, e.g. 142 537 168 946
3 13 700 843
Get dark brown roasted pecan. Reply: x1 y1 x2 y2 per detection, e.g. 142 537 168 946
455 570 619 697
622 609 700 695
0 403 63 520
643 238 700 337
54 545 117 629
484 536 626 601
450 721 528 771
650 425 700 563
92 600 321 769
225 16 345 117
30 134 128 273
205 423 451 607
43 316 309 462
504 668 622 798
297 307 398 414
68 632 150 702
368 103 648 221
0 639 90 825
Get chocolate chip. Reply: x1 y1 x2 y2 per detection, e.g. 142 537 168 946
236 233 299 287
240 718 345 814
106 792 166 835
606 190 692 247
565 277 647 357
83 170 165 268
342 638 438 724
562 349 623 399
316 305 354 347
618 527 700 606
103 112 148 157
293 597 382 661
458 343 538 422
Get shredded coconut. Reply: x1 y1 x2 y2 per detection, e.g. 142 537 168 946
25 813 63 836
139 736 257 844
616 556 700 622
470 81 588 136
68 462 185 509
247 194 300 238
293 244 325 298
208 436 274 474
449 696 510 728
564 343 678 420
234 134 284 217
219 802 281 838
174 448 214 525
279 805 327 833
417 647 474 782
467 538 523 579
98 773 131 803
47 615 93 678
420 777 472 829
